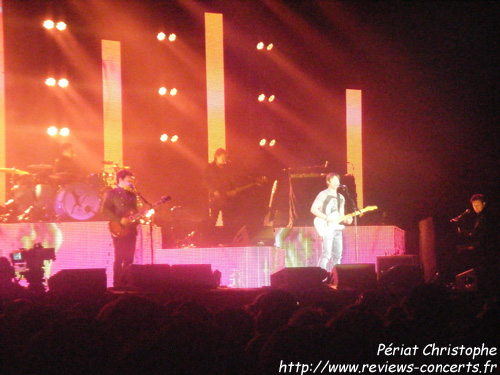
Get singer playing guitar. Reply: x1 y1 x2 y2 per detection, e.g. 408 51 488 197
311 173 353 271
101 169 138 288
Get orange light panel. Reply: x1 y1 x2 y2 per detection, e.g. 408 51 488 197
0 1 6 203
346 89 363 208
102 40 123 165
205 12 226 161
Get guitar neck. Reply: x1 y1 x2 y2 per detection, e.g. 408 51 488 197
331 206 378 223
131 195 171 221
231 182 257 195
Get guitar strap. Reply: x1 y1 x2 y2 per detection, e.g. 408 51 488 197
322 194 340 215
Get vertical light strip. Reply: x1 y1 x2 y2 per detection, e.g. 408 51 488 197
0 0 6 203
346 89 363 208
205 12 226 162
101 40 123 165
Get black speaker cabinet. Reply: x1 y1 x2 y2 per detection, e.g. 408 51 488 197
271 267 329 289
170 264 219 288
123 264 219 290
48 268 107 297
376 255 420 279
123 264 172 290
334 264 377 291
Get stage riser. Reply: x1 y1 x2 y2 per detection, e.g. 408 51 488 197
0 222 285 288
274 226 406 268
0 222 404 288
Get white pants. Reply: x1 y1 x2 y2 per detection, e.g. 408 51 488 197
318 230 343 272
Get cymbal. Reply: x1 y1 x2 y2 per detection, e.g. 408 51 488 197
49 172 70 180
27 164 54 170
0 167 30 175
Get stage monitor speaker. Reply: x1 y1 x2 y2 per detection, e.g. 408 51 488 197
378 264 424 294
170 264 220 288
456 268 477 292
270 267 329 290
123 264 219 290
123 264 171 290
48 268 107 297
334 264 377 291
376 255 420 279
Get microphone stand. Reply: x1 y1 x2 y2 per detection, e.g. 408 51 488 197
134 188 155 265
342 186 359 263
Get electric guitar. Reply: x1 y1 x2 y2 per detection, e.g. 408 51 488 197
210 176 267 206
109 195 171 238
313 205 378 237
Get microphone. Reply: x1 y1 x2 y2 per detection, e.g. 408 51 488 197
450 209 470 222
127 182 136 190
339 185 348 189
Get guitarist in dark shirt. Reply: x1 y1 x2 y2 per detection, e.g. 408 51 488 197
204 148 240 244
101 169 137 287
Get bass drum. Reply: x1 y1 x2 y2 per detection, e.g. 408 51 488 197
54 182 101 220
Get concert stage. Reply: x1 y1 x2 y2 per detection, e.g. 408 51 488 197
0 222 405 288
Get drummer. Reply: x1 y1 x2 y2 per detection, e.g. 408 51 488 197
53 143 85 185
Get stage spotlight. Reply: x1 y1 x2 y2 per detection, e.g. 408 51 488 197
59 127 70 137
45 78 56 86
268 95 275 102
58 78 69 88
168 33 177 42
260 139 267 146
158 87 167 95
144 209 155 218
47 127 58 136
269 139 276 147
171 135 179 142
258 94 266 102
257 42 264 50
43 20 55 29
56 22 67 31
160 134 168 142
169 88 177 96
157 32 166 41
266 43 274 51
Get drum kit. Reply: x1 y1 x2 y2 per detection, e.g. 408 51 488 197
0 162 129 223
